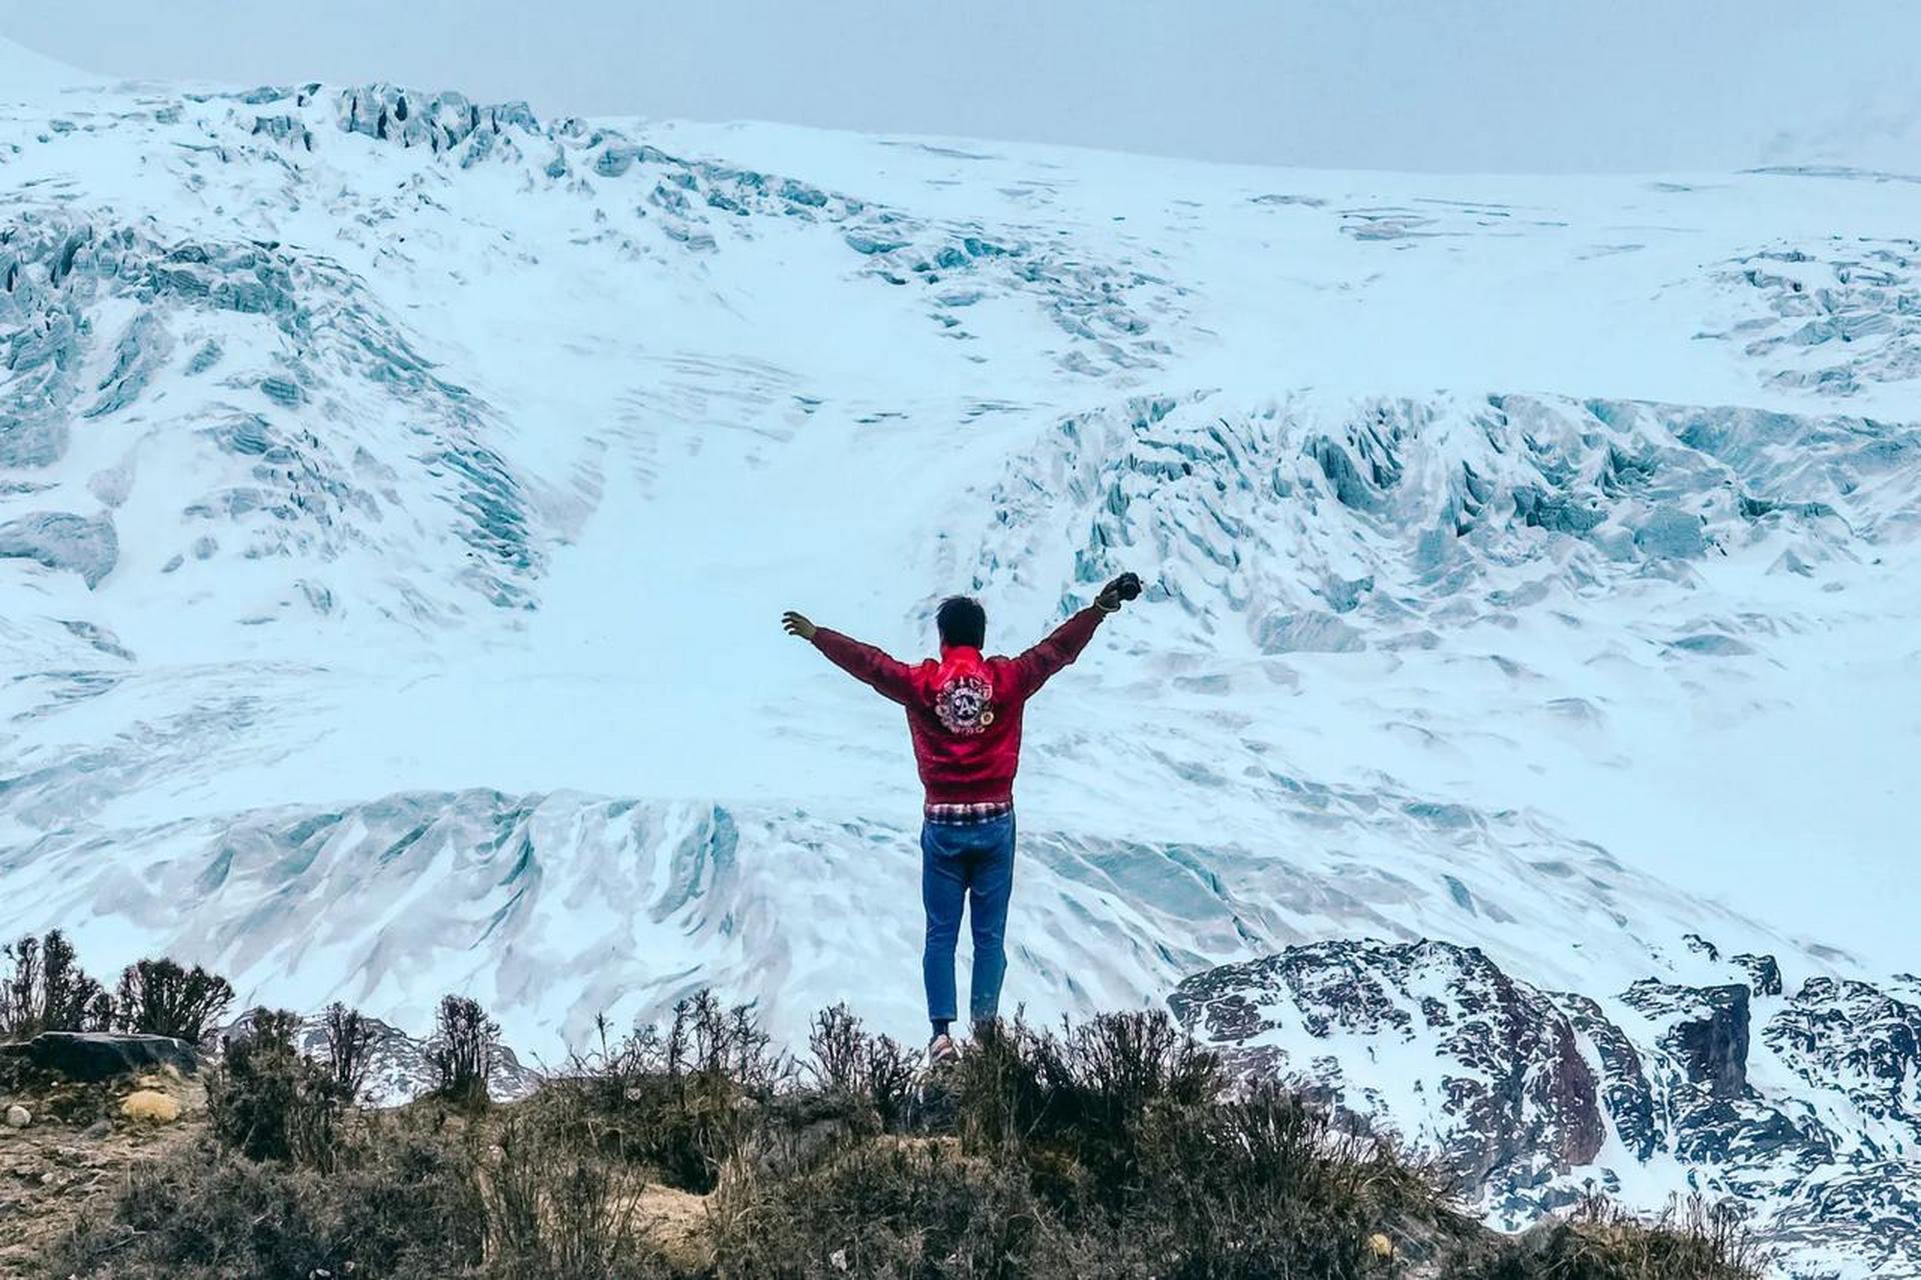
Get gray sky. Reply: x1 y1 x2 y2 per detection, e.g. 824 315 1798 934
5 1 1916 171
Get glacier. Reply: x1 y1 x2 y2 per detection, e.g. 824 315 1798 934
2 35 1919 1276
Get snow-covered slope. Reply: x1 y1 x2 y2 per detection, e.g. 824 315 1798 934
0 36 101 103
3 36 1919 1273
1172 939 1921 1279
1757 87 1921 183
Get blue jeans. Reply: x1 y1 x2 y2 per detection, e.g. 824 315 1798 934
921 812 1016 1025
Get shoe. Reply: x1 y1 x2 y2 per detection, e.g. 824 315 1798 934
927 1032 960 1067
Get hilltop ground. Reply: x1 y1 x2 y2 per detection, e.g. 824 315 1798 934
2 997 1761 1280
0 1065 203 1274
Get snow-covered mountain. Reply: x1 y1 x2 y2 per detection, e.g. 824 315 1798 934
1173 939 1921 1278
2 36 1918 1275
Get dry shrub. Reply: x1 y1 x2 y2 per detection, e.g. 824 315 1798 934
548 992 789 1193
113 957 234 1042
0 930 111 1038
207 1008 351 1168
324 999 379 1100
1447 1194 1765 1279
486 1113 674 1279
44 1111 487 1280
955 1011 1223 1202
805 1003 920 1132
709 1139 1056 1279
429 993 500 1108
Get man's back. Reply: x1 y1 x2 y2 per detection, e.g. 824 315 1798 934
807 604 1108 806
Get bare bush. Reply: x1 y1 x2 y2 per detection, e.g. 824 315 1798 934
323 1001 378 1101
428 994 499 1108
114 957 235 1042
671 989 782 1087
207 1009 350 1168
0 930 111 1038
486 1113 670 1279
805 1003 920 1131
548 993 791 1193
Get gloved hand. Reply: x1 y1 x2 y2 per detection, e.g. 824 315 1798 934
1095 572 1143 612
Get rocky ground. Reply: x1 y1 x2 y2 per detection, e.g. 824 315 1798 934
0 1064 202 1274
0 1042 701 1279
0 1016 1763 1280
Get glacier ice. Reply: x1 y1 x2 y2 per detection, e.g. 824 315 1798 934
0 511 117 587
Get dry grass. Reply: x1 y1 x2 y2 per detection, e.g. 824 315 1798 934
1445 1196 1768 1280
16 997 1763 1280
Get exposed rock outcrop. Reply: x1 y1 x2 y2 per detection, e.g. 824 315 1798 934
1172 939 1921 1272
1621 980 1751 1099
0 1032 197 1083
1169 940 1605 1201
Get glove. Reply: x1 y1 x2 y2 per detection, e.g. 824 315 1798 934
1095 572 1142 611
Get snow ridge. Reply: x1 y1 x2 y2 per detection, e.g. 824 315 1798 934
0 205 544 620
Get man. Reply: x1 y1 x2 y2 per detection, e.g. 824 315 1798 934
782 573 1142 1064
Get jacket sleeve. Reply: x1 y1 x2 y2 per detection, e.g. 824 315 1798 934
811 629 918 706
1006 606 1108 699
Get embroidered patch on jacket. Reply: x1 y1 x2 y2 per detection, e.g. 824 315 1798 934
934 674 995 735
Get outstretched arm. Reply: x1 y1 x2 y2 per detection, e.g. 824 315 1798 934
1006 573 1141 698
783 611 916 705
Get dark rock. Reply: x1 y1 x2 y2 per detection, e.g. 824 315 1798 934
1766 977 1921 1132
1170 940 1605 1190
1621 980 1750 1097
1733 953 1784 997
0 1032 197 1082
1675 989 1751 1098
1682 932 1722 962
1551 991 1661 1160
1618 978 1831 1182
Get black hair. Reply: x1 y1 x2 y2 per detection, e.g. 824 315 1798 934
936 595 987 649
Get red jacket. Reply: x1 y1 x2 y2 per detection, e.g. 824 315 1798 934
812 607 1109 806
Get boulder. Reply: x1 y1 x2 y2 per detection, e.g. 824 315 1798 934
4 1104 28 1129
121 1090 180 1124
0 1032 197 1083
